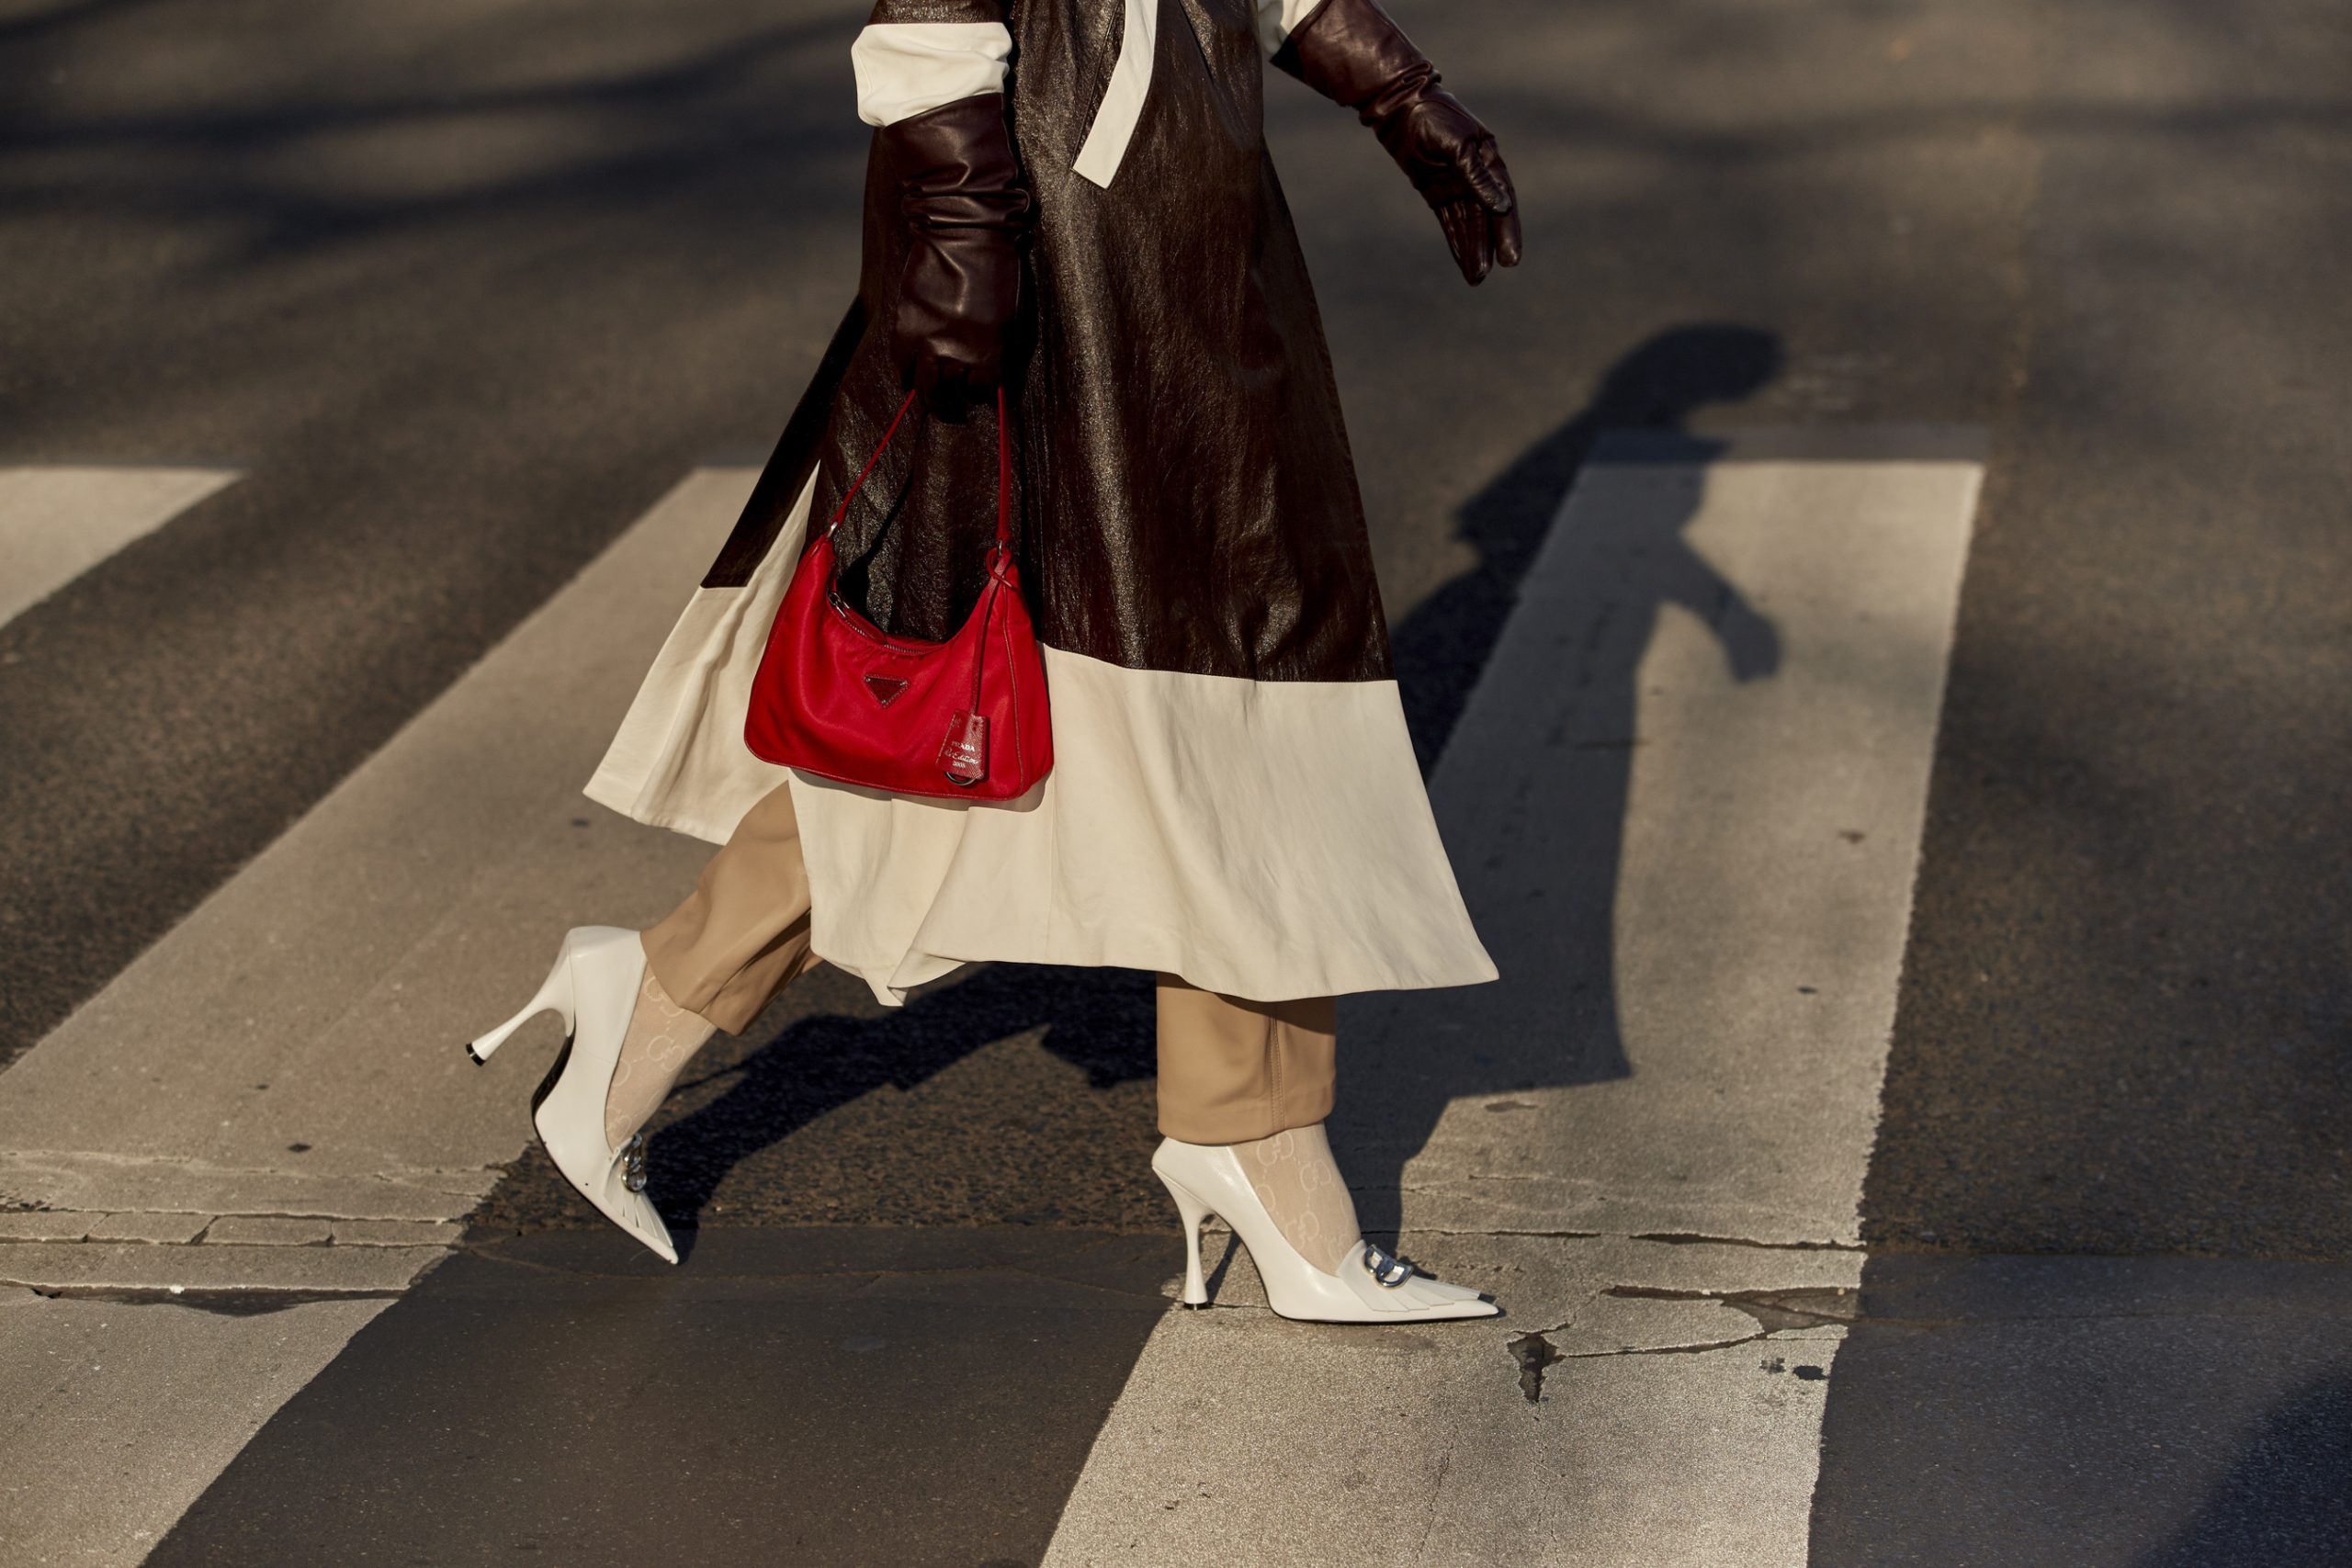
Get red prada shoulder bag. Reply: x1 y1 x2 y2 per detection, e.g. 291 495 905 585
744 389 1053 801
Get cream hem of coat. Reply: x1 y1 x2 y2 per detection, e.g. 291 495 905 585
584 474 1498 1008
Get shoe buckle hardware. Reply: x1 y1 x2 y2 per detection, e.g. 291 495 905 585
1363 1242 1415 1289
622 1132 649 1193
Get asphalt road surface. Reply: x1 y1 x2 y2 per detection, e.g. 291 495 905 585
2 1 2346 1564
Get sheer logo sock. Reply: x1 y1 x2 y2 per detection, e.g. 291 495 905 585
602 964 719 1151
1234 1122 1362 1275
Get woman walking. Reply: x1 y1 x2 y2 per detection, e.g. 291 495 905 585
469 0 1520 1323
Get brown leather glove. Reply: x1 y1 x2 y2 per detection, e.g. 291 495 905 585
1274 0 1522 285
878 94 1033 420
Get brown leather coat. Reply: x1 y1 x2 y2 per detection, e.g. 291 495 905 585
714 0 1391 686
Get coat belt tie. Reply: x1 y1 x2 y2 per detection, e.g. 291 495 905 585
1072 0 1158 188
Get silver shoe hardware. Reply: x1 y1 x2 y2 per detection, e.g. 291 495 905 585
1362 1242 1415 1289
621 1133 649 1193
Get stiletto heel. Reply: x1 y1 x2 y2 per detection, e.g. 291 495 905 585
462 933 582 1064
465 927 679 1265
1161 1176 1213 1307
1150 1137 1498 1324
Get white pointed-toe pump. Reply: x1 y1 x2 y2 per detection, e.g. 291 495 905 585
465 926 679 1265
1151 1137 1498 1322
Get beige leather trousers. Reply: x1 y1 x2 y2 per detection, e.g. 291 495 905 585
641 782 1336 1143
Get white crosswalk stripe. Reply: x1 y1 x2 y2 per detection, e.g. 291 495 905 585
1040 429 1985 1567
0 467 239 630
0 467 754 1566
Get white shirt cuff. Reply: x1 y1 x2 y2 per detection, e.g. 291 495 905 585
852 22 1012 128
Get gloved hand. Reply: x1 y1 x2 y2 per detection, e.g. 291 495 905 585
1274 0 1522 286
878 93 1033 420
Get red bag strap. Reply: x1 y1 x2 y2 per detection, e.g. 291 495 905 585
995 386 1012 553
828 388 1012 555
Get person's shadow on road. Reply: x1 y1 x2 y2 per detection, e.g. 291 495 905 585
1345 321 1787 1240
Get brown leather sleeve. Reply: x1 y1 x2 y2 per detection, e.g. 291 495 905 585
876 93 1033 416
1272 0 1521 285
1271 0 1438 126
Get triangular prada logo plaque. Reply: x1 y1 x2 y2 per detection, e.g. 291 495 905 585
864 674 911 708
